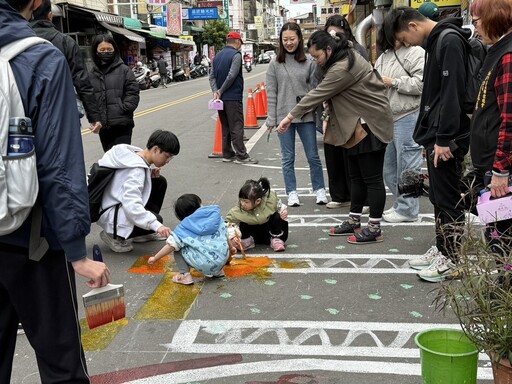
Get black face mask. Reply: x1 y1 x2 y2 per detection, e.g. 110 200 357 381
97 52 115 63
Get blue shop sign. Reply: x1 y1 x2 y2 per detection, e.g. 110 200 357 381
188 7 218 20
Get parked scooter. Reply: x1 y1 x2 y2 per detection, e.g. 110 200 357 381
244 60 252 72
148 69 161 88
172 65 188 82
133 62 151 90
189 64 202 79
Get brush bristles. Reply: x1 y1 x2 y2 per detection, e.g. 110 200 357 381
85 296 126 330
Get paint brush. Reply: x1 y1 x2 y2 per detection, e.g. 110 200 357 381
234 230 247 260
83 244 126 330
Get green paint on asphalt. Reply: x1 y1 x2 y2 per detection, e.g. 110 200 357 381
300 295 313 300
318 238 329 241
325 308 339 315
335 245 346 250
368 294 382 300
203 324 228 334
264 280 276 286
410 311 423 318
250 307 261 314
403 237 414 241
324 279 337 285
219 293 232 299
388 248 400 253
287 244 299 248
400 284 414 290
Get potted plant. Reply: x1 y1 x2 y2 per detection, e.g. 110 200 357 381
433 228 512 383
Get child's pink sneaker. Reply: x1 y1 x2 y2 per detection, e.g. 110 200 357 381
271 238 286 252
172 273 193 285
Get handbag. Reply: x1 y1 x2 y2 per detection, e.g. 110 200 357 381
341 120 368 149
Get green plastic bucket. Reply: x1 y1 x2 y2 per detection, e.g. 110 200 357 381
415 328 479 384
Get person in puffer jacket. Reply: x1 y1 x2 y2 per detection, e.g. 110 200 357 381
89 34 140 151
148 194 236 285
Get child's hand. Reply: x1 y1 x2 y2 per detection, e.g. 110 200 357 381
157 225 171 238
280 207 288 221
148 256 156 264
231 236 241 249
229 246 237 256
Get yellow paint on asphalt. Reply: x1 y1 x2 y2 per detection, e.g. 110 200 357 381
134 272 202 320
80 317 129 351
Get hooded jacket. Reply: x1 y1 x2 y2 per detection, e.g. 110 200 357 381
97 144 161 238
225 191 280 225
289 51 393 146
0 1 90 262
413 18 471 151
30 19 102 125
170 206 229 275
89 56 140 129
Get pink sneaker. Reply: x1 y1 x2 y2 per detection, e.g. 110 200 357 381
172 273 194 285
238 236 255 251
271 238 286 252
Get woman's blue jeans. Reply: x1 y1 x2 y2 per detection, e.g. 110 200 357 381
278 122 325 194
383 112 423 218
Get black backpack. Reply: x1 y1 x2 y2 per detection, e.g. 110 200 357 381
87 163 116 222
436 29 487 114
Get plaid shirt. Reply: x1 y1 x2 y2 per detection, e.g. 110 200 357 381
494 53 512 173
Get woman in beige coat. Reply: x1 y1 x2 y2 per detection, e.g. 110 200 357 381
277 29 394 244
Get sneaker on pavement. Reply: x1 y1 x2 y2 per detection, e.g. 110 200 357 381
205 269 225 278
315 188 328 205
409 246 440 270
382 210 417 223
271 238 286 252
417 255 457 282
132 232 166 243
172 272 194 285
326 201 350 209
347 227 383 244
330 220 361 236
362 206 370 214
100 231 133 253
288 191 300 207
383 207 395 215
237 236 255 251
234 157 258 164
222 157 236 162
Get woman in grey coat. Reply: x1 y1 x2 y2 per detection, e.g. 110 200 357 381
266 22 327 207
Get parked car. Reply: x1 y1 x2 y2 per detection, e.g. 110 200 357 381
257 53 271 64
265 50 276 61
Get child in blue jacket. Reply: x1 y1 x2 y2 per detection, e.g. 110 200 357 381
148 194 236 285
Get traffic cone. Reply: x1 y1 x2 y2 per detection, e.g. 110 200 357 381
261 82 268 115
208 115 223 158
244 88 259 129
255 84 267 119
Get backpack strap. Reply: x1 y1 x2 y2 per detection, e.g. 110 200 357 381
435 29 466 69
0 37 48 62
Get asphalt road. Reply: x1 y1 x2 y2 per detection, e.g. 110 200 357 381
12 64 494 384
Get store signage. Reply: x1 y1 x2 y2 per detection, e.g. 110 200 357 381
186 7 219 20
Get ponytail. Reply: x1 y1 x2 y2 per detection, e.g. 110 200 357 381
307 30 355 72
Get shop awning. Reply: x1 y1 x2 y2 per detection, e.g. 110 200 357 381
99 21 146 43
123 17 142 30
131 28 167 39
167 37 195 47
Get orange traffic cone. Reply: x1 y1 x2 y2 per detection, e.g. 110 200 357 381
208 115 223 158
255 84 267 119
261 82 268 115
244 88 259 129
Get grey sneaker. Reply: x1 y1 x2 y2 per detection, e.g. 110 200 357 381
417 255 457 282
326 201 350 209
100 231 133 253
234 157 258 164
132 232 166 243
409 246 440 270
222 157 236 162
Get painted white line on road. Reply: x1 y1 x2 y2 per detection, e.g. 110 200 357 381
126 358 493 383
267 268 416 274
256 253 422 260
245 123 268 153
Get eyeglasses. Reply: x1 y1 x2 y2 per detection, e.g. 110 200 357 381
472 17 480 26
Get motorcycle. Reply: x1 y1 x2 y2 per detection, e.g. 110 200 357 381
172 65 188 82
133 63 151 90
148 69 161 88
189 64 202 79
244 60 252 73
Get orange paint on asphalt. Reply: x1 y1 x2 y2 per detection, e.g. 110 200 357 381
128 255 171 274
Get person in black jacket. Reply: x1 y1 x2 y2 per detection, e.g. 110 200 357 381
31 0 102 132
157 55 168 88
89 34 140 151
386 7 471 282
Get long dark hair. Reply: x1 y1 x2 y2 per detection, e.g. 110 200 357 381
277 22 307 64
90 34 120 67
324 15 357 44
307 30 355 72
238 177 271 205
